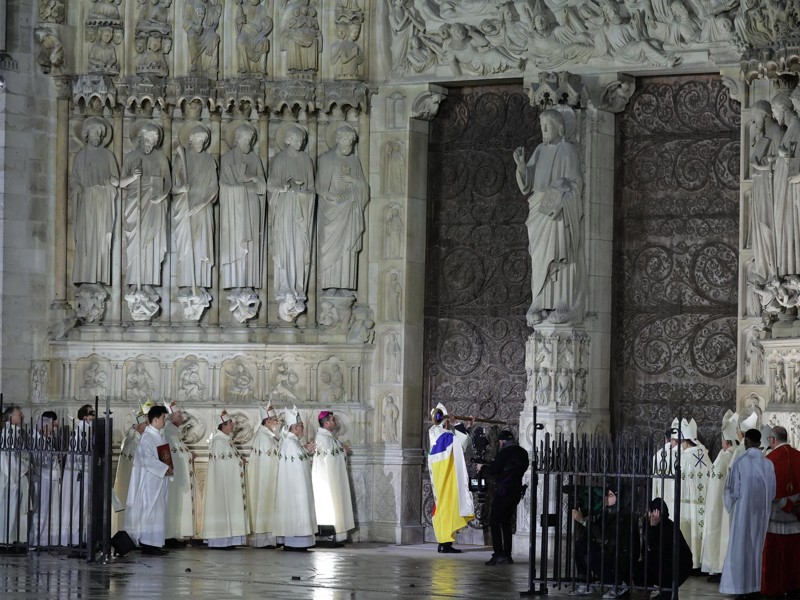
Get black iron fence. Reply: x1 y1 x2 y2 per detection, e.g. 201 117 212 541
523 407 684 599
0 397 113 562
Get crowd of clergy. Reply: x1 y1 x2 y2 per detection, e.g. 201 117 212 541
651 412 800 600
0 401 355 556
117 401 355 554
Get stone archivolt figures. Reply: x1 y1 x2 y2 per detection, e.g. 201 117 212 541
121 121 171 320
235 0 274 75
268 124 316 322
173 123 218 321
281 0 322 75
220 121 267 323
317 124 369 294
184 0 222 77
514 109 584 327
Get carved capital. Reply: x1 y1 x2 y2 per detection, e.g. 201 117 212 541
269 79 317 117
527 72 589 109
73 75 116 114
218 78 266 117
318 81 374 117
118 76 167 116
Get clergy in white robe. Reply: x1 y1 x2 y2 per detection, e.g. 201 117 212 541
247 404 281 548
60 405 95 546
30 413 61 547
312 411 355 543
201 410 250 548
125 405 172 554
677 418 710 569
0 406 29 545
111 413 147 535
274 406 317 550
652 421 679 517
720 429 776 596
701 411 739 579
163 402 197 543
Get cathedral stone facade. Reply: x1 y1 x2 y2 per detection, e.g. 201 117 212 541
0 0 798 545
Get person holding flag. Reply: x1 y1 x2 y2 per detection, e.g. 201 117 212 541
428 403 474 553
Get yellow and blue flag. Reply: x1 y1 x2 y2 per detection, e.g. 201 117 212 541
428 428 474 543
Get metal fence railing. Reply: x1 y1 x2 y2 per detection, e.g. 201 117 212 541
522 407 684 599
0 397 113 562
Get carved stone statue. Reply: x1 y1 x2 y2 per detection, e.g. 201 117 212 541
317 124 369 292
383 141 406 195
34 26 65 74
514 109 584 327
535 369 551 405
331 22 364 80
774 364 788 404
219 122 266 318
384 332 401 383
268 124 316 322
135 0 173 76
556 367 573 406
750 100 779 283
387 0 437 76
383 395 399 444
184 0 222 77
347 304 374 343
235 0 273 75
173 123 217 320
384 206 403 259
88 25 120 74
72 117 119 287
281 0 321 74
771 93 797 277
387 272 402 321
120 121 171 318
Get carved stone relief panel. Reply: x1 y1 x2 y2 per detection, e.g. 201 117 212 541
318 359 348 403
383 204 404 260
381 139 406 195
268 359 302 403
612 75 740 451
77 356 111 400
222 358 258 402
175 357 209 403
124 357 159 402
423 85 539 430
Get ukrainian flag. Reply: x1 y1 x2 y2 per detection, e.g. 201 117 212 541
429 429 474 543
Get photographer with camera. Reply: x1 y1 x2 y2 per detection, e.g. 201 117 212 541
477 430 529 566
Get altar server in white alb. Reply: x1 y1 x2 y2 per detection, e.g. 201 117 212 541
312 411 355 545
60 404 95 546
274 406 317 551
163 400 197 546
677 417 709 569
0 405 28 545
700 410 739 583
247 403 281 548
202 410 250 548
125 404 172 555
112 403 149 534
31 412 61 547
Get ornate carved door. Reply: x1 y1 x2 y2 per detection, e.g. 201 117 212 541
422 84 538 537
612 75 740 448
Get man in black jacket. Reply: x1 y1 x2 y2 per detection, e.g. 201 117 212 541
634 497 693 600
478 430 529 566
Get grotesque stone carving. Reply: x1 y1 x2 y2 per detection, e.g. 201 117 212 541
268 124 316 322
173 122 218 321
184 0 222 77
514 108 584 327
317 124 369 293
75 284 110 323
72 116 119 288
121 121 171 320
281 0 322 75
600 78 635 113
219 121 266 322
34 26 65 74
235 0 274 75
411 91 444 121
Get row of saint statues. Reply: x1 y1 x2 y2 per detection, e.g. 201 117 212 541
748 88 800 319
72 116 368 323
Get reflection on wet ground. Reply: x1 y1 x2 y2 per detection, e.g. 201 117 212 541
0 543 727 599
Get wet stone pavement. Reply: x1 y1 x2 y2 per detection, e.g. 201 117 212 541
0 543 729 600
